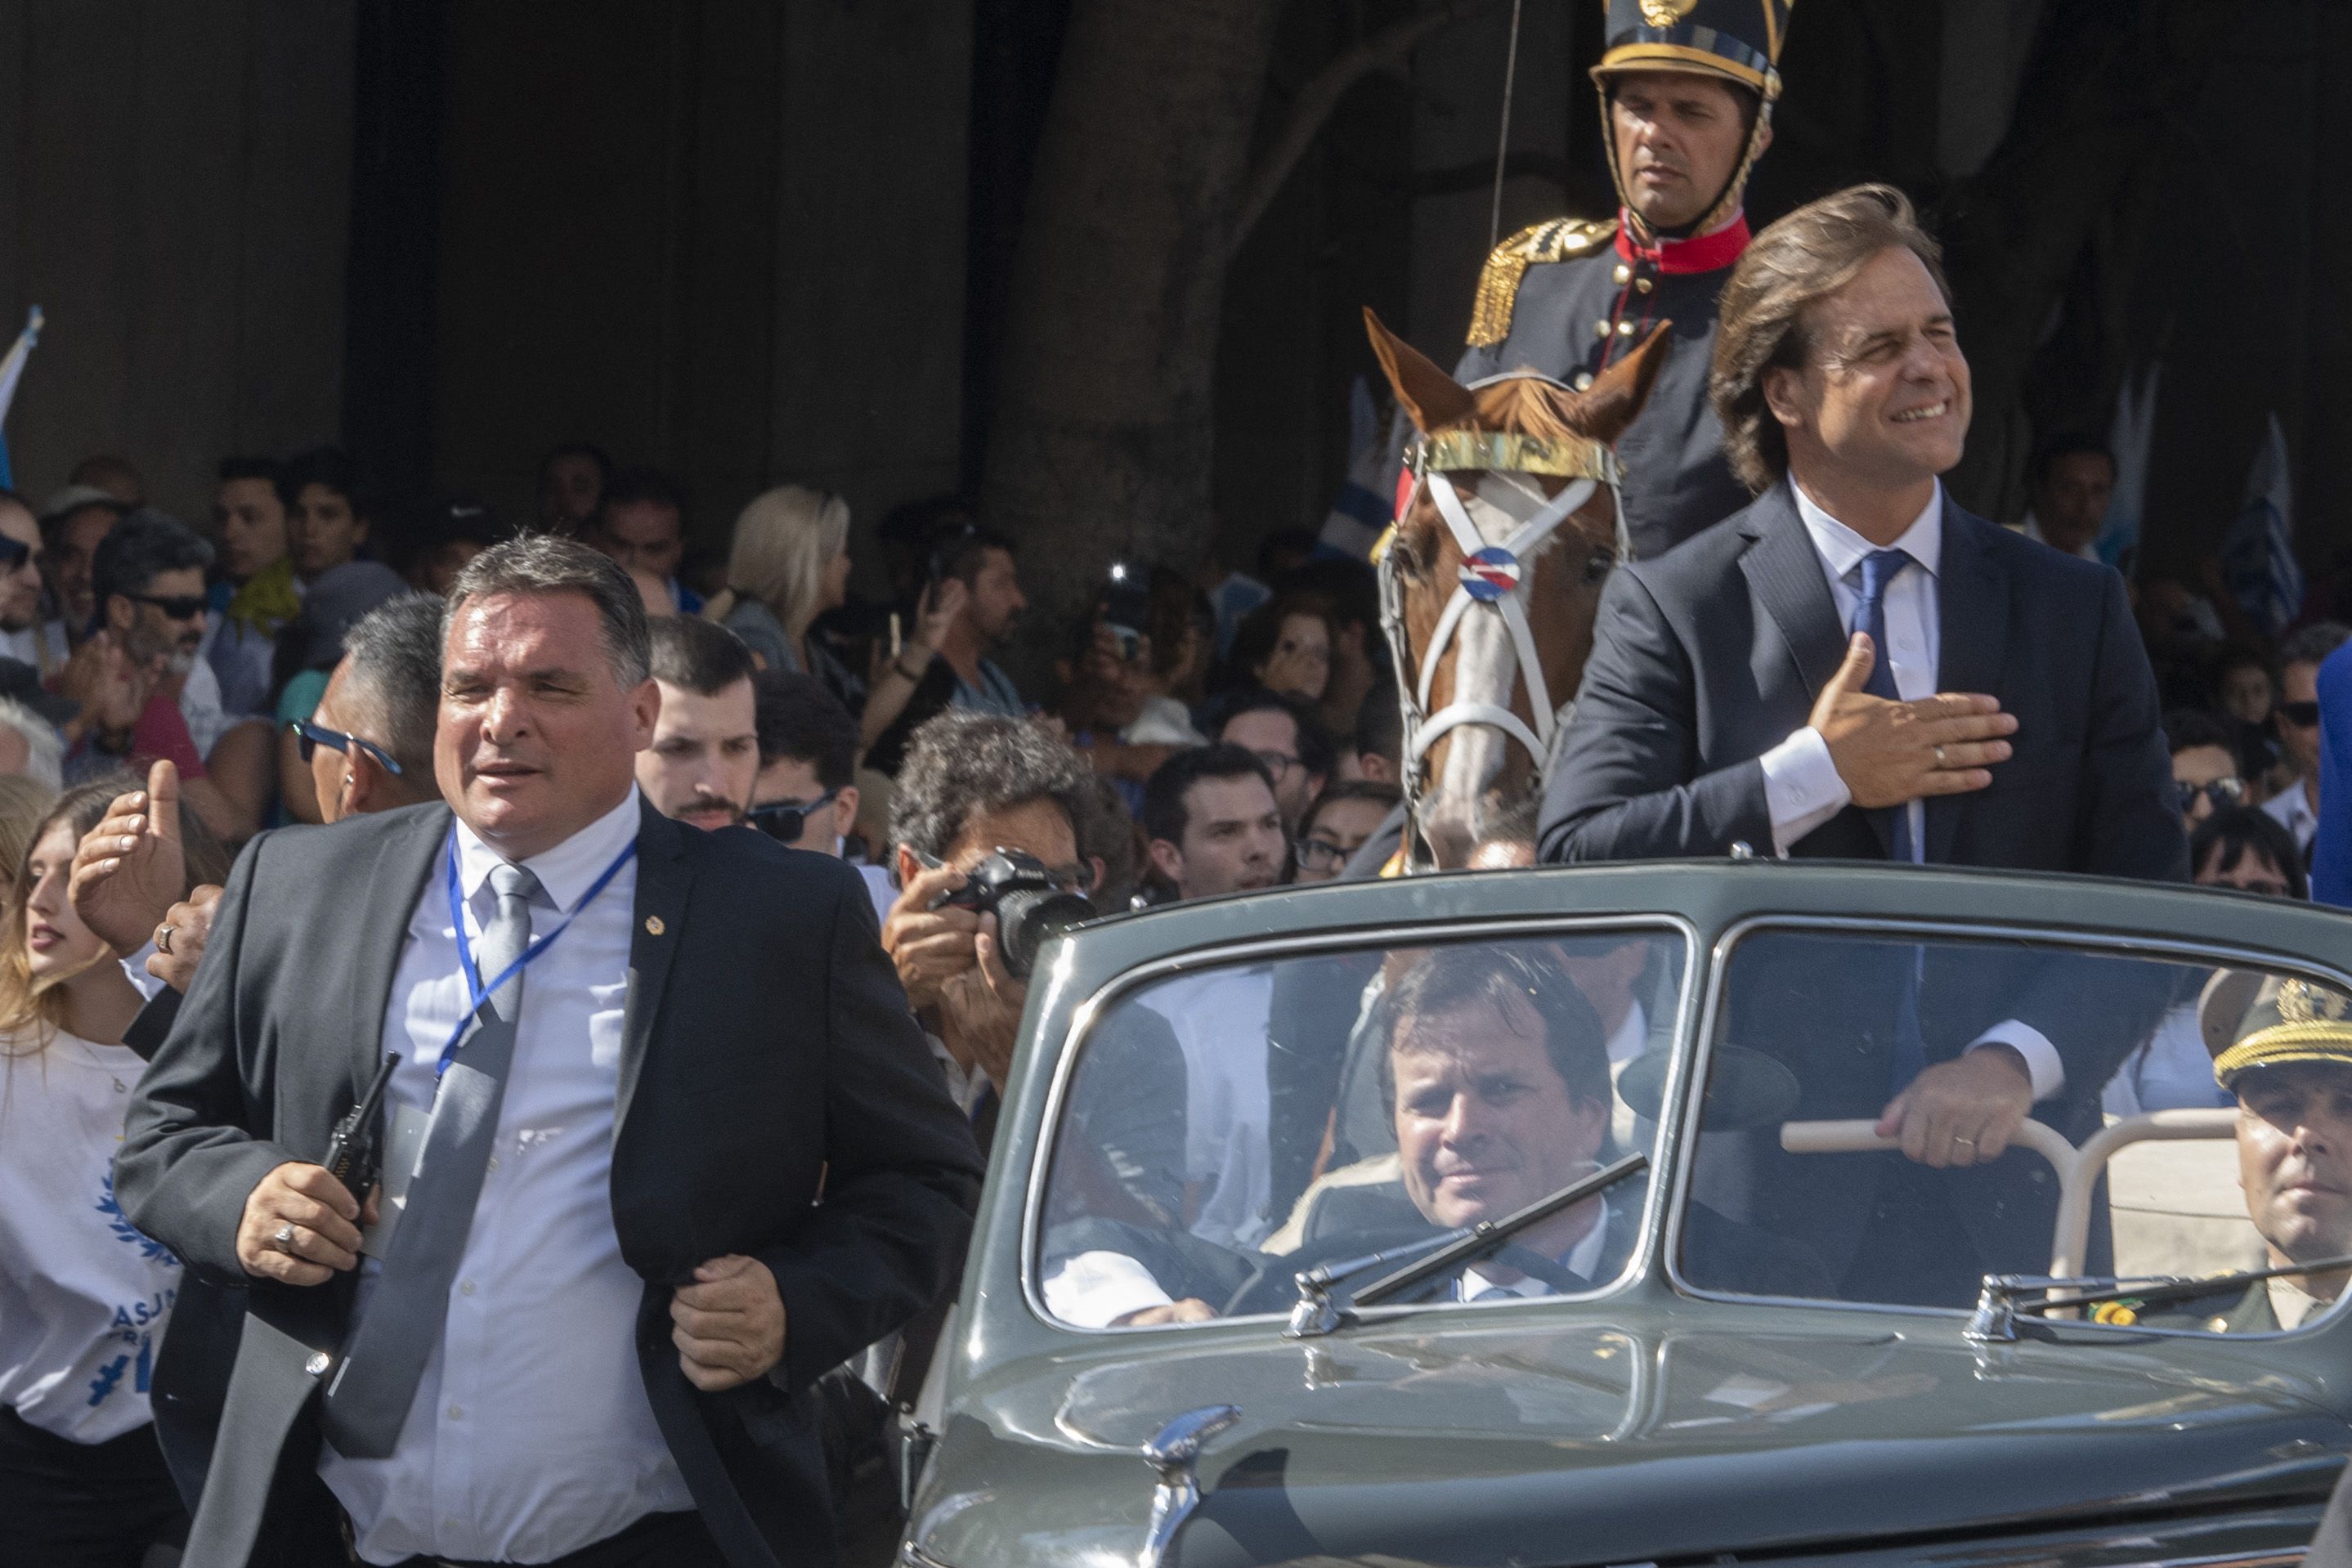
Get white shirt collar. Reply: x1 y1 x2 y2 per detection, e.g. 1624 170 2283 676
453 787 644 912
1790 476 1944 585
1462 1197 1611 1299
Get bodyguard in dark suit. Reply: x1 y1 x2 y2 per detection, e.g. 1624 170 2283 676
115 538 981 1567
1540 186 2185 1302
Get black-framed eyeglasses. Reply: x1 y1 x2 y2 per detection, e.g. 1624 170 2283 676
2173 776 2245 813
1249 749 1301 780
289 718 404 775
749 790 837 844
126 592 208 620
1293 836 1351 872
0 538 38 573
2280 701 2323 728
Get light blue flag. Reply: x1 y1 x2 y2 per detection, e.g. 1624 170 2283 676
0 307 44 491
2094 364 2158 573
2220 413 2304 637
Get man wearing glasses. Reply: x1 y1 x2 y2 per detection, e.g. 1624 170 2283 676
749 670 898 922
0 489 61 672
634 616 760 832
291 594 446 824
1215 688 1332 834
2268 623 2350 855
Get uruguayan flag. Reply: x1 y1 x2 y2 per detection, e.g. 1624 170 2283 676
2222 412 2304 636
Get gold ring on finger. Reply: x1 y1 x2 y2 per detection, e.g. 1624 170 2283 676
1953 1135 1975 1149
1933 744 1947 768
155 923 175 955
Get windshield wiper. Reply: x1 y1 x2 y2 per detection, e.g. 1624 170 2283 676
1965 1252 2352 1342
1285 1152 1649 1339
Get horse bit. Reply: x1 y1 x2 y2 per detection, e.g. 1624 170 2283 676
1376 388 1627 853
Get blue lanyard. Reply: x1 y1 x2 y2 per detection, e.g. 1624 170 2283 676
436 828 637 1078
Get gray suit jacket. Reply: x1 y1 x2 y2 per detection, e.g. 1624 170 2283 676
115 799 983 1568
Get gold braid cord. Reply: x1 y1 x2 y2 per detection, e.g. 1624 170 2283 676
1465 217 1619 348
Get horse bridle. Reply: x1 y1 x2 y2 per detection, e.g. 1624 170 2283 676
1377 403 1627 858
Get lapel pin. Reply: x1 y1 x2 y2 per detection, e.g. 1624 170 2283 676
644 916 665 936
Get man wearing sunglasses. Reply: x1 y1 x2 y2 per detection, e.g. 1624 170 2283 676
2267 622 2351 856
750 670 896 924
0 490 61 672
2167 710 2250 833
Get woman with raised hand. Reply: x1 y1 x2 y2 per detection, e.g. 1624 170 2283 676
0 775 222 1565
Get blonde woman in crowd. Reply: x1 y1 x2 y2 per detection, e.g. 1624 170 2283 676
705 483 864 713
0 777 225 1562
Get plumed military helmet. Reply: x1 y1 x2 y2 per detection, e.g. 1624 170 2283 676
1592 0 1793 103
2201 970 2352 1091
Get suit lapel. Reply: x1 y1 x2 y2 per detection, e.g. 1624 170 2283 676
1740 486 1893 857
615 801 693 1142
349 807 454 1094
1926 504 2009 864
1738 482 1850 699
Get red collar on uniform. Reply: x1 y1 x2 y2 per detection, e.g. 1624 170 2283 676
1615 210 1752 276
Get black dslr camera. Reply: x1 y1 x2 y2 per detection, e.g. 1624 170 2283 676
934 849 1095 980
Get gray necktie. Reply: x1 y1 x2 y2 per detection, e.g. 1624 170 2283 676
321 861 540 1458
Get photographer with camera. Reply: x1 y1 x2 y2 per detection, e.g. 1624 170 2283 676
882 711 1100 1109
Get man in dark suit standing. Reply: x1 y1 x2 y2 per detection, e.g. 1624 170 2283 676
115 537 981 1567
1540 185 2185 1301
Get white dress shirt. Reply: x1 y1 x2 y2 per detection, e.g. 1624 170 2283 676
322 789 692 1565
1458 1198 1613 1301
2263 780 2319 851
1143 966 1276 1251
1754 479 2063 1101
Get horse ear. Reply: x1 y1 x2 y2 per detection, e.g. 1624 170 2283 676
1364 307 1478 434
1576 321 1675 444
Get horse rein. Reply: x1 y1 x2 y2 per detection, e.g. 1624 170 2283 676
1377 406 1627 867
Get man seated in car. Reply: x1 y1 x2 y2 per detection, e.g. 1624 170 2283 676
1043 947 1813 1326
2153 974 2352 1333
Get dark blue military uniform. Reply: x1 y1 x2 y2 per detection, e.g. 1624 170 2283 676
1455 214 1752 563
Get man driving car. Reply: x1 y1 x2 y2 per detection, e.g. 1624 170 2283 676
1044 947 1817 1325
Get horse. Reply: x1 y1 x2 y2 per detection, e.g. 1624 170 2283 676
1363 308 1669 871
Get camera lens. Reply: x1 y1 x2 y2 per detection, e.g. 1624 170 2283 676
992 887 1095 979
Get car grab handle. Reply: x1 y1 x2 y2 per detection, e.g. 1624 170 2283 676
1778 1118 2076 1169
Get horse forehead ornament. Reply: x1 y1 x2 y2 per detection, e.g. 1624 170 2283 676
1362 305 1669 871
1385 389 1626 781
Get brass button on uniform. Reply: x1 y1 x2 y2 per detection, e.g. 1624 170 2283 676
1594 319 1613 340
1615 320 1636 337
1573 371 1595 392
1612 263 1631 285
1635 277 1654 294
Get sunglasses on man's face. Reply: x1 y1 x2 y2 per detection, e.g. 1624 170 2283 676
2172 776 2245 813
127 592 208 620
289 718 404 776
2280 701 2323 728
749 790 837 844
0 538 39 574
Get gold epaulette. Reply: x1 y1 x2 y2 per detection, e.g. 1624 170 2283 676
1466 217 1620 348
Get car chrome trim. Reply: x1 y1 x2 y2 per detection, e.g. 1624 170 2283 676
1140 1404 1243 1568
1662 912 2352 1333
1019 913 1700 1334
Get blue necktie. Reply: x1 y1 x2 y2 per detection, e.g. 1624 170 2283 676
1850 548 1917 864
1851 549 1932 1091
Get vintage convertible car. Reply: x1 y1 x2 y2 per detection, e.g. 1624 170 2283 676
898 862 2352 1568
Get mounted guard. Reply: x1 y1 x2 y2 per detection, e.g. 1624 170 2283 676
1458 0 1793 562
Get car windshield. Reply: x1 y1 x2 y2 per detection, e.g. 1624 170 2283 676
1033 926 1688 1328
1678 925 2351 1336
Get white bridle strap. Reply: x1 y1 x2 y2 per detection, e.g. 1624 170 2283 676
1405 470 1597 772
